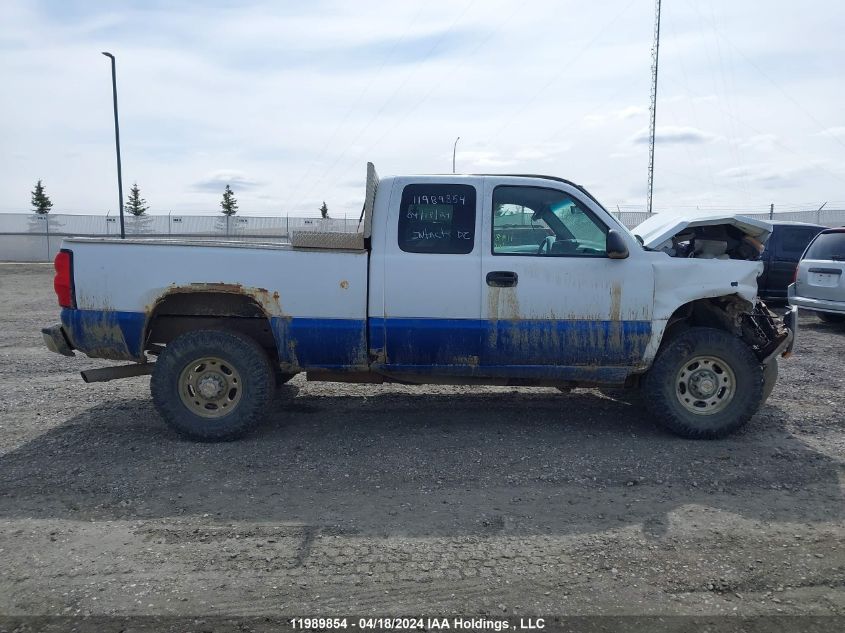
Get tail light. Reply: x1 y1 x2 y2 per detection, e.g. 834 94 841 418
792 264 800 284
53 249 76 308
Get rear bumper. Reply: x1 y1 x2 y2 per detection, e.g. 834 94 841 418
788 284 845 315
41 324 75 357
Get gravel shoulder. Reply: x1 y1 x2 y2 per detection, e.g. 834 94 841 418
1 263 844 618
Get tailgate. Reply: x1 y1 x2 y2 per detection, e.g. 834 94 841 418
797 260 845 301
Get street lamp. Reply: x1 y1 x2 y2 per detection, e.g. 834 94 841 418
102 52 125 239
452 136 460 174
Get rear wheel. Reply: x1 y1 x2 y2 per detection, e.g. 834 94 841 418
643 328 764 439
818 311 845 324
151 329 273 441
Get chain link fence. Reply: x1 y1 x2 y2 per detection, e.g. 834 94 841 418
2 209 844 262
0 213 360 261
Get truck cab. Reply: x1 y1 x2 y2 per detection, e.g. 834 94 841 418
367 174 651 382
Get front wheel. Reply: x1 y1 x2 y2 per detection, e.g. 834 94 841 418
643 328 764 439
151 329 274 441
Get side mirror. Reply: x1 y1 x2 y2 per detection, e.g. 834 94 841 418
606 230 629 260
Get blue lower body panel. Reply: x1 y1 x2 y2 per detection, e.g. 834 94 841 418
61 308 147 360
59 309 651 382
370 317 651 381
483 318 651 366
270 316 368 370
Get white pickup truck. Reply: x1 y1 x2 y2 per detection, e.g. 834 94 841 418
43 164 796 441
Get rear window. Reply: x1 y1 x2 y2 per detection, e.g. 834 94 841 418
804 231 845 260
776 227 823 258
397 183 476 254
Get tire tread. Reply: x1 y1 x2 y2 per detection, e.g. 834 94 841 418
151 329 273 441
643 327 764 439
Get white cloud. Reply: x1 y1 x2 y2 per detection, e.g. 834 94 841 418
584 105 647 126
815 127 845 140
0 0 843 215
193 171 262 192
455 151 516 168
630 126 718 145
718 164 805 188
738 134 778 150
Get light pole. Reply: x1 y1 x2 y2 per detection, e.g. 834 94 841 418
452 136 460 174
102 52 125 239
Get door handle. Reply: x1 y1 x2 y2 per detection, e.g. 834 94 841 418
486 271 518 287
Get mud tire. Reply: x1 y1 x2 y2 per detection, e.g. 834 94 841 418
643 327 764 439
151 329 273 441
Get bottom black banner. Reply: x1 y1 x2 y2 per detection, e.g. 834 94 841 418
1 616 844 633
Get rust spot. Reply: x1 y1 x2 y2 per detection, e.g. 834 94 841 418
340 280 349 290
149 282 285 317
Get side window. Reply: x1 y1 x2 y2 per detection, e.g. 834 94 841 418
397 183 476 254
492 185 608 257
776 228 822 259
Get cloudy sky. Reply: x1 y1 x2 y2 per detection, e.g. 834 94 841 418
2 0 844 216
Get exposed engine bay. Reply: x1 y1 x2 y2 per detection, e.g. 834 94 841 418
634 213 772 261
653 224 765 260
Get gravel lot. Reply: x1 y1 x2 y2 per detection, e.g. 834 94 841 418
1 263 844 621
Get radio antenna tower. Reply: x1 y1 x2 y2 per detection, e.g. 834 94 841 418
646 0 662 215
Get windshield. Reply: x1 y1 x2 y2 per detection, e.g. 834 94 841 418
805 231 845 261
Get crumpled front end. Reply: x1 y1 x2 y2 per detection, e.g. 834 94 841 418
646 255 795 368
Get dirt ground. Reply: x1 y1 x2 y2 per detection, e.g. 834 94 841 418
0 263 844 622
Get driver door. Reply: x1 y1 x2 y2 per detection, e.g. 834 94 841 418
479 178 654 377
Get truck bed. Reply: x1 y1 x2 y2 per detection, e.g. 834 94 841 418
61 237 369 369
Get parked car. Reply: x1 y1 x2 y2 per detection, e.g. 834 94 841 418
42 165 795 441
788 227 845 323
758 221 826 301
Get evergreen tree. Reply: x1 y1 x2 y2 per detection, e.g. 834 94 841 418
221 185 238 216
31 179 53 214
319 201 329 219
125 183 149 216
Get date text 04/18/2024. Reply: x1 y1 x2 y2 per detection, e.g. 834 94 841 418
289 617 546 630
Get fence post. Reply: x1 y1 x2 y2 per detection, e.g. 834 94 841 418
286 214 289 238
44 214 50 261
769 203 774 220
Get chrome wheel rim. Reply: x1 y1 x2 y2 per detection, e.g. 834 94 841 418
675 355 736 415
178 356 242 418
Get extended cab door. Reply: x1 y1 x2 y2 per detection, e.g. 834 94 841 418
479 177 654 380
370 177 483 372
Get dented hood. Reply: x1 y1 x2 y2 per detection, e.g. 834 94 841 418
634 213 773 250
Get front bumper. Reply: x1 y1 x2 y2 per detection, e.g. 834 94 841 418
42 324 75 357
760 305 796 364
782 305 797 358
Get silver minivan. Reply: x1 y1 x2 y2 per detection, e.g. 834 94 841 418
788 228 845 323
